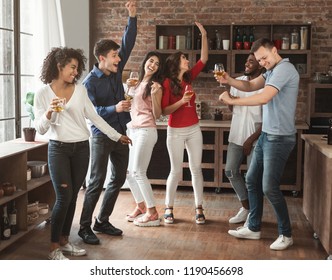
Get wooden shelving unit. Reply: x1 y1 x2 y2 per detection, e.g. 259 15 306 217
0 139 54 252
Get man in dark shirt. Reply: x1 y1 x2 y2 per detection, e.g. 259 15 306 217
78 1 137 245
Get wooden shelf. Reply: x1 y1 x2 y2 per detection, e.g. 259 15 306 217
0 140 54 252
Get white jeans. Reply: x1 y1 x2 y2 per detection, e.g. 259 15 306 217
165 124 204 206
126 127 158 208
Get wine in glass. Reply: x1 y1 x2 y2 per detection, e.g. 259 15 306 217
184 84 194 107
214 63 226 87
51 98 66 126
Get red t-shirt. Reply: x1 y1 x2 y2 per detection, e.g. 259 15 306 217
161 60 205 128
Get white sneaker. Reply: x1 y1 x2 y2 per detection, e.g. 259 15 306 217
61 242 87 256
228 226 261 240
48 248 69 260
229 207 249 224
270 235 293 250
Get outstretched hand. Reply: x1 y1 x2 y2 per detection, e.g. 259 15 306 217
126 1 136 17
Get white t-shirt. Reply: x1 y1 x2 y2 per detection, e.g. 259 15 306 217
34 84 122 143
228 76 263 146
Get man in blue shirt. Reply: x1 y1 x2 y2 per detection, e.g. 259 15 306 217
78 1 137 245
218 38 299 251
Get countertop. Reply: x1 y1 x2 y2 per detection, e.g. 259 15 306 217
301 134 332 158
157 120 309 129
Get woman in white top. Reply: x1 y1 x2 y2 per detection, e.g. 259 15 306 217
34 47 131 260
125 51 163 227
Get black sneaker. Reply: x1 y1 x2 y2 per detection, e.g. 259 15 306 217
93 219 123 236
78 226 100 245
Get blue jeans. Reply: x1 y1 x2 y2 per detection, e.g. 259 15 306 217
48 140 89 243
246 132 296 237
80 135 129 227
225 142 253 202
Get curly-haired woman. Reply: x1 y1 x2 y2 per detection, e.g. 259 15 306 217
34 47 131 260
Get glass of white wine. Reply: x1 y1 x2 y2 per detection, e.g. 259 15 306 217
214 63 226 88
124 71 139 111
184 84 194 107
51 98 66 126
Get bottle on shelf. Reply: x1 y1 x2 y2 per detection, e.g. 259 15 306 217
242 26 248 43
1 205 11 240
328 119 332 145
249 26 255 45
215 29 221 50
9 200 18 235
234 27 242 50
186 27 192 50
196 33 201 50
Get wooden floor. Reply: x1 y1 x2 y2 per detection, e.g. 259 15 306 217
0 186 328 260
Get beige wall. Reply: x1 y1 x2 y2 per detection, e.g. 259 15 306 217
89 0 332 121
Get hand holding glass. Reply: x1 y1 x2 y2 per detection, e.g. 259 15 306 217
214 63 226 88
124 71 139 101
184 84 194 107
51 98 66 126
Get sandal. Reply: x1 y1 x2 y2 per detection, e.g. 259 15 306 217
126 205 146 222
133 212 160 227
164 207 174 224
195 207 205 225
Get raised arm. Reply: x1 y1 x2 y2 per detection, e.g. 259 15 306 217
195 22 208 64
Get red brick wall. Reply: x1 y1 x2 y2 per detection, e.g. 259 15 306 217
90 0 332 121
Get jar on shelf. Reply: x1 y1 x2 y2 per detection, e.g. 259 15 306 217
290 29 299 50
281 36 289 50
300 26 308 50
327 65 332 76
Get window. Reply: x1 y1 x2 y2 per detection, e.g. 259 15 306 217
0 0 43 143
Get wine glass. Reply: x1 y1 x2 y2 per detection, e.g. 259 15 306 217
51 98 66 126
124 71 139 111
214 63 226 88
184 84 194 107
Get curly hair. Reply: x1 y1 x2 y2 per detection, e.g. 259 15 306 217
138 51 164 99
164 52 191 97
40 47 87 84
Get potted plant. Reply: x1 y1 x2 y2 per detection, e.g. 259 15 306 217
23 92 36 141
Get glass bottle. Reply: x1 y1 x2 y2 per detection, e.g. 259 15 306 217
249 26 255 44
196 33 201 50
186 27 192 50
215 29 221 50
9 201 18 235
242 27 248 43
1 205 11 240
235 27 241 42
328 119 332 145
290 28 299 50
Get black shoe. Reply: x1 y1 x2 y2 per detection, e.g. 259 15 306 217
78 226 100 245
93 219 123 236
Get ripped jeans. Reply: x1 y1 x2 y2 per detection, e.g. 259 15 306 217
48 140 89 243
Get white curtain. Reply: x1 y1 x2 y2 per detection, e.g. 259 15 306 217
33 0 65 80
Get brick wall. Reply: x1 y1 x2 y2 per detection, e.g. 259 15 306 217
90 0 332 121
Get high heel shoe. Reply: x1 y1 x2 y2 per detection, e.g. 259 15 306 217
163 207 174 224
126 205 146 222
195 207 205 225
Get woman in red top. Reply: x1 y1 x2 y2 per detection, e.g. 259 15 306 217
161 22 208 224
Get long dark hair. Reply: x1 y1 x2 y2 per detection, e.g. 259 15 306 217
164 52 191 96
40 47 86 84
138 51 164 99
